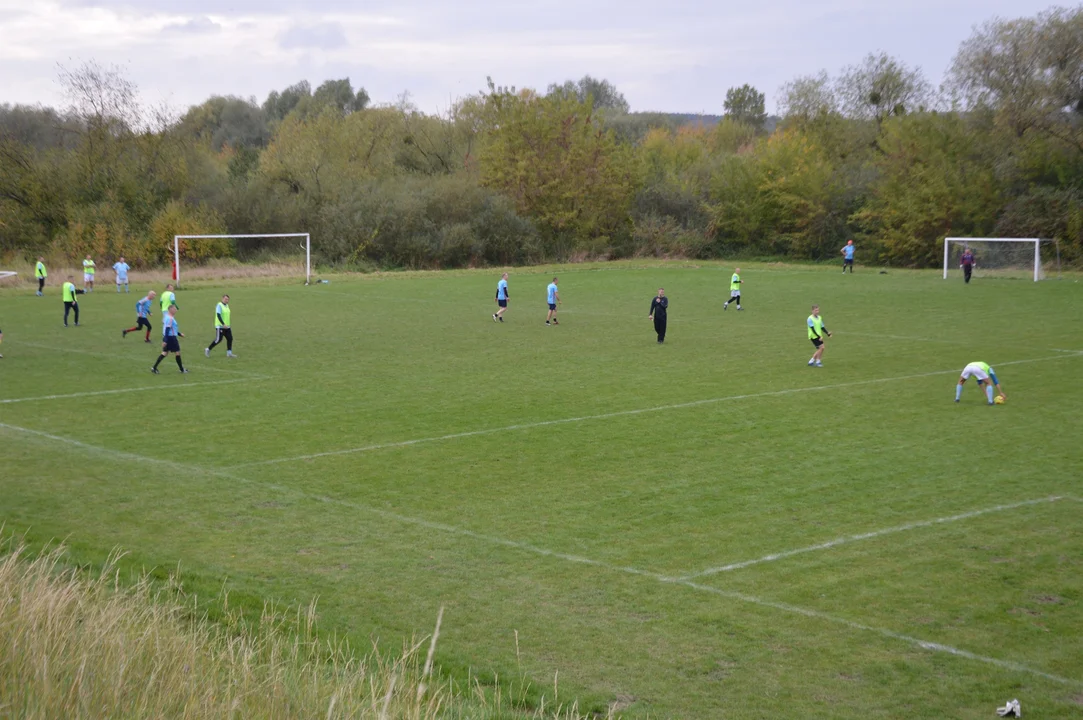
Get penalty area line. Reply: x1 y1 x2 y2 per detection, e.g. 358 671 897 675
0 377 264 404
679 496 1066 580
232 351 1083 469
4 421 1080 689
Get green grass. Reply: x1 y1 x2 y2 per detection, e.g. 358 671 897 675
2 261 1082 718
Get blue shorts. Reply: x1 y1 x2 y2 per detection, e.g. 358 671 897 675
497 299 507 308
163 336 181 353
548 303 556 311
844 258 854 265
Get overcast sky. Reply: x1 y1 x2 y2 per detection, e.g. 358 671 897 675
0 0 1058 116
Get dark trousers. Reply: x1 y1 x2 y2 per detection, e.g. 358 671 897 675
38 278 45 292
63 301 79 325
963 265 972 283
654 316 667 343
208 327 233 351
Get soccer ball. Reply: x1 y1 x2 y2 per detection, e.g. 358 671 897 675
994 395 1005 405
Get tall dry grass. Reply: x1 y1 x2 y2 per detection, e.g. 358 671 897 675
0 257 312 290
0 543 604 719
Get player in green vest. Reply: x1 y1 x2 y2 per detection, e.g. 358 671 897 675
723 268 743 310
35 257 47 296
62 276 83 326
205 294 235 358
956 362 1005 404
82 255 96 292
161 284 177 313
806 304 831 366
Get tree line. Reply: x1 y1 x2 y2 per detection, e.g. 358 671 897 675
1 6 1080 270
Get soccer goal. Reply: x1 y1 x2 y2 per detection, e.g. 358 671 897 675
173 233 311 287
943 237 1059 282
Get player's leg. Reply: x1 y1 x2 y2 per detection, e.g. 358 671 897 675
73 302 79 325
37 278 44 295
224 329 234 356
176 352 187 373
152 349 167 372
207 328 221 356
734 293 742 310
955 377 966 402
63 301 71 326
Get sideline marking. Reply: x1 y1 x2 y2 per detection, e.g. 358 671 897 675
0 377 263 404
15 341 265 378
232 351 1083 469
3 421 1080 688
679 496 1065 579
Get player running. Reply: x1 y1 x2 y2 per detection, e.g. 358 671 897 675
545 277 560 325
82 255 96 292
152 306 187 374
160 284 177 313
493 273 509 322
123 290 156 342
62 276 83 326
806 304 831 366
113 256 131 293
723 268 743 310
955 362 1005 404
35 257 47 296
841 240 855 273
205 294 235 358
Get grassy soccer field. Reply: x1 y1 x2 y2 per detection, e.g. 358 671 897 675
1 261 1081 718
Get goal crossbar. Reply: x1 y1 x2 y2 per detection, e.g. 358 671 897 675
943 237 1047 282
173 233 311 286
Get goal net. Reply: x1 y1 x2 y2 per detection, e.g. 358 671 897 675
943 238 1059 282
173 233 311 287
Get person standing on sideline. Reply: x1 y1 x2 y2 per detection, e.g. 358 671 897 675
62 276 82 326
723 268 743 310
493 272 509 322
82 255 96 292
956 362 1005 404
841 239 855 273
152 306 187 374
960 247 975 284
205 294 235 358
35 257 47 296
649 288 669 343
113 256 131 293
123 290 156 342
545 277 560 325
160 284 177 314
806 304 831 366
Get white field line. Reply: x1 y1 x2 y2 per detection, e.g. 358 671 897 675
3 421 1080 688
232 351 1083 469
679 496 1066 580
0 377 263 404
15 341 265 378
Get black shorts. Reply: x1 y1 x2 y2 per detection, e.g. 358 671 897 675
136 317 151 330
810 337 824 348
497 299 507 308
548 303 556 311
163 336 181 353
844 258 854 265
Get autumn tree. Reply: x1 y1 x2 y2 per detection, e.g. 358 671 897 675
723 84 767 129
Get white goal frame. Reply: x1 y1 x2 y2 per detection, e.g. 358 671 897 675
173 233 311 287
943 237 1047 282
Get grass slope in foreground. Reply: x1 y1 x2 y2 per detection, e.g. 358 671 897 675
1 261 1081 718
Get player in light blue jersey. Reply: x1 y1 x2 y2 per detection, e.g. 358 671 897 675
841 239 855 273
151 305 187 374
545 277 560 325
493 273 509 322
123 290 156 342
112 256 131 293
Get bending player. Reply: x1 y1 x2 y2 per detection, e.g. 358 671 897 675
956 362 1005 404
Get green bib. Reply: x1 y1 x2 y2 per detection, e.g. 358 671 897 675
63 282 76 302
807 315 824 339
161 292 174 313
216 303 231 328
730 274 740 291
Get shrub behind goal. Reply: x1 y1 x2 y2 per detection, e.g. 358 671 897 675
943 237 1060 281
173 234 311 286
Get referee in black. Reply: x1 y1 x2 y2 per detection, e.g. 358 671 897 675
649 287 668 344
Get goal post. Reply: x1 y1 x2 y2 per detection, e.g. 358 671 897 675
173 233 311 287
943 237 1056 282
